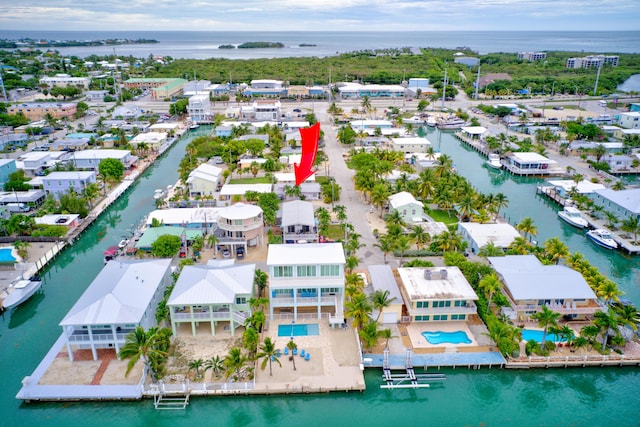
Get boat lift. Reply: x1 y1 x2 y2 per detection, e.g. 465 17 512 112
381 349 446 389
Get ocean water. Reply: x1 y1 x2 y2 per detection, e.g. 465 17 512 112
1 30 639 59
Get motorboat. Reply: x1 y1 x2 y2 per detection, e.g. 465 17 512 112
486 153 502 170
153 189 166 200
103 245 119 263
2 276 43 310
436 115 468 130
558 206 589 229
403 116 425 125
425 116 437 127
118 239 129 249
586 228 618 249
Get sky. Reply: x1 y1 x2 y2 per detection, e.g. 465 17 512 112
0 0 638 32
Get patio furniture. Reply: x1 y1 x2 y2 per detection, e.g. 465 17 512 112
300 349 306 357
305 353 310 361
293 348 298 356
284 347 289 356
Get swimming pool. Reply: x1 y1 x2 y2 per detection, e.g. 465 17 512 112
521 329 568 343
0 247 17 263
421 330 472 345
278 323 320 337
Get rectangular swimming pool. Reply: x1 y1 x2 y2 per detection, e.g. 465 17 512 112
278 323 319 337
521 329 567 343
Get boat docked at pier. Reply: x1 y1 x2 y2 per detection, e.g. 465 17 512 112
2 276 43 310
586 229 618 250
486 153 502 170
425 116 437 127
436 116 468 130
558 206 589 229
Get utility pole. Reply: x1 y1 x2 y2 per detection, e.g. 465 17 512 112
474 66 480 101
441 68 448 110
593 60 602 96
0 63 7 102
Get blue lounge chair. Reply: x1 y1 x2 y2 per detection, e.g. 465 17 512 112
284 347 289 356
275 349 282 357
293 348 298 356
300 349 306 357
305 353 310 361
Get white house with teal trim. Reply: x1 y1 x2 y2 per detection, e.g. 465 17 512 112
59 259 173 361
267 243 345 324
167 260 254 336
397 267 478 322
388 191 425 223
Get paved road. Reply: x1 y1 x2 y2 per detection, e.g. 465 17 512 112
315 104 386 267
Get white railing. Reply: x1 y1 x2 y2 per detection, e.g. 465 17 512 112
68 332 131 343
270 313 329 321
270 296 338 307
218 222 262 232
512 304 605 315
172 311 232 320
407 304 477 316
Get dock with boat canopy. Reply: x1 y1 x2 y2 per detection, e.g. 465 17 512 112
380 350 447 389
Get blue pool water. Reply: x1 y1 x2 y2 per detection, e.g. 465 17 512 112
422 330 472 345
278 323 320 337
521 329 567 343
0 247 16 263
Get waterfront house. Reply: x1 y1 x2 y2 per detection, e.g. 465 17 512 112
397 267 478 322
59 258 173 361
186 163 222 197
547 179 606 199
35 214 80 230
187 94 212 124
134 226 203 252
368 264 404 324
71 149 137 171
457 222 521 254
219 183 272 204
0 189 46 209
167 260 255 337
273 172 320 201
390 136 432 154
592 188 640 221
281 200 318 244
503 152 556 176
216 203 264 253
600 154 636 172
388 191 424 223
460 126 488 141
129 132 167 152
267 243 346 324
488 255 605 321
41 171 96 199
149 122 181 134
338 83 405 99
146 207 221 231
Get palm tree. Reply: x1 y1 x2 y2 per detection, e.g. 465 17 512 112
360 96 372 116
530 306 561 347
242 326 260 358
604 211 618 229
556 325 575 348
507 236 532 255
621 216 640 244
614 304 640 332
345 292 373 329
516 217 537 241
593 309 619 350
286 340 298 371
204 355 224 380
544 237 569 265
118 326 169 380
370 290 397 322
410 225 430 250
13 240 30 260
456 194 477 222
378 328 396 350
258 337 281 376
370 183 391 218
188 358 205 380
254 269 268 298
358 321 380 351
596 279 622 306
374 234 396 264
478 274 504 314
224 347 249 381
478 242 504 257
580 324 600 351
395 235 413 266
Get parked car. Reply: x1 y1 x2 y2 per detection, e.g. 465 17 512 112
221 247 231 258
236 247 245 259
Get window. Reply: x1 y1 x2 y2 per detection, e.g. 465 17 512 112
320 265 340 277
297 265 316 277
441 315 448 321
273 266 293 277
451 314 458 320
417 301 423 308
236 297 246 305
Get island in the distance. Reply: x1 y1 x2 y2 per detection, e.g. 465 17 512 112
299 43 317 47
0 38 158 48
237 42 285 49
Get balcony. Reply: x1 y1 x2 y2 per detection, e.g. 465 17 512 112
407 303 477 316
512 301 605 315
218 221 262 232
271 295 338 307
67 327 134 343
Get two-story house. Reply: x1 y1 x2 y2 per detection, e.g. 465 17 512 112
281 200 318 243
216 203 264 254
187 163 222 197
41 171 97 199
388 191 425 223
267 243 346 325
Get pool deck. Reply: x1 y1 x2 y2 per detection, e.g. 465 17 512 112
363 351 506 370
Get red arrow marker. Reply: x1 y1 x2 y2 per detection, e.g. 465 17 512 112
294 122 320 186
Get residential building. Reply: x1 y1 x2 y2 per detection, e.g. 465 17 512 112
388 191 424 223
111 106 144 120
251 100 281 121
397 267 478 322
618 112 640 129
135 226 203 252
368 264 404 324
244 80 286 97
216 203 264 253
7 102 77 121
457 222 521 254
0 159 17 188
566 55 619 69
546 179 605 199
59 258 173 361
85 90 109 101
219 183 272 203
146 207 221 230
601 155 636 172
338 83 405 99
273 172 320 201
281 200 317 243
267 243 346 324
167 260 255 337
49 138 90 152
17 152 51 175
129 132 167 152
188 94 212 124
592 188 640 221
35 214 80 230
503 152 556 175
391 136 432 154
183 80 212 96
123 78 187 100
0 190 46 209
41 171 97 199
517 52 547 61
186 163 222 197
488 255 605 321
39 74 91 89
71 149 137 171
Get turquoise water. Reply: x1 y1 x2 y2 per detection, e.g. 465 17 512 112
0 126 639 426
278 323 320 337
521 329 567 343
0 247 16 262
422 330 472 344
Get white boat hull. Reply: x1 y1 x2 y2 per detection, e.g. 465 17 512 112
586 230 618 249
558 213 587 229
2 279 42 309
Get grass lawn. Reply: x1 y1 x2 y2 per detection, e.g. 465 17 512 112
426 208 458 226
229 176 272 184
324 224 344 241
316 176 329 184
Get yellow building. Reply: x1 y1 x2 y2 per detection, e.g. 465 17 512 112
8 102 77 121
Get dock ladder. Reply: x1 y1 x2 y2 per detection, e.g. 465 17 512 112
152 380 191 410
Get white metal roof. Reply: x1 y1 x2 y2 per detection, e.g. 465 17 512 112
391 136 432 146
72 149 130 160
59 259 172 326
41 171 95 180
397 267 478 301
548 179 606 194
594 188 640 214
274 172 315 183
167 263 255 306
510 152 554 163
458 222 521 248
281 200 315 227
488 255 597 300
368 264 403 302
460 126 488 135
219 183 272 196
146 207 222 226
267 243 345 266
218 202 262 220
389 191 420 209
